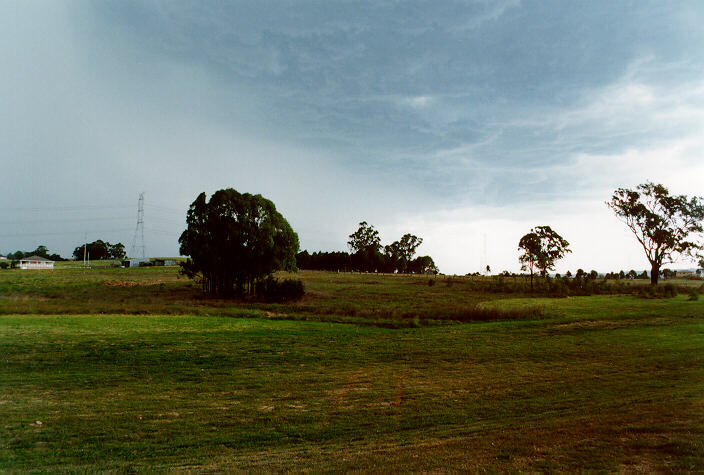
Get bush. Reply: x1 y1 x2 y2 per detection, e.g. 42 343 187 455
255 276 305 302
636 284 678 299
0 262 8 270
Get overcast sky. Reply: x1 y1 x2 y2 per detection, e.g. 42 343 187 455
2 1 703 274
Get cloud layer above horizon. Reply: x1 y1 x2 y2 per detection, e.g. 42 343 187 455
2 1 703 273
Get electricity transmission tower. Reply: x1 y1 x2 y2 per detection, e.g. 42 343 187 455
130 193 146 258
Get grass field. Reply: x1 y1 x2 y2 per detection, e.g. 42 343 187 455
1 267 704 471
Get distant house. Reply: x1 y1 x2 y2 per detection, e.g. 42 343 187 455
0 255 7 260
19 256 54 270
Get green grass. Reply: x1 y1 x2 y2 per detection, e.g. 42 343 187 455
1 269 704 470
0 268 542 325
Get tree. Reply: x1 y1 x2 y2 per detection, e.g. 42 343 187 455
518 226 571 290
109 243 126 259
407 255 439 274
178 189 299 297
72 240 122 261
33 245 50 258
348 222 382 272
383 233 423 273
607 182 704 285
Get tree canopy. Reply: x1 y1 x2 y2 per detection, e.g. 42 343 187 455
384 233 423 274
518 226 571 289
178 189 299 297
72 240 125 261
607 182 704 285
6 245 64 261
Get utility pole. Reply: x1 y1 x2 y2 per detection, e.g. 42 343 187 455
83 232 87 268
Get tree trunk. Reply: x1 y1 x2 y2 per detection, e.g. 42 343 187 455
650 262 660 285
530 269 534 290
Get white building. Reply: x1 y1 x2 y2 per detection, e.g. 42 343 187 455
19 256 54 270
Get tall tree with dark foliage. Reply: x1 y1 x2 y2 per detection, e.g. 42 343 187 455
179 189 299 297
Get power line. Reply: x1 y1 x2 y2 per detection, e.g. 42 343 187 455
2 205 133 212
0 228 133 238
0 216 134 225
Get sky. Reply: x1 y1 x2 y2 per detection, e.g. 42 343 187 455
1 0 703 274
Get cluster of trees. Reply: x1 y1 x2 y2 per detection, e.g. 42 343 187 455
344 222 438 274
516 182 703 287
601 269 692 280
3 245 65 261
178 189 299 297
296 250 438 274
72 240 126 261
296 222 438 275
175 181 702 299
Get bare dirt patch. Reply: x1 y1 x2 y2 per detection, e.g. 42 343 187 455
102 280 168 287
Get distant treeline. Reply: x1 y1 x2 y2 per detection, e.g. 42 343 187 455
295 221 438 274
3 245 65 262
491 268 699 279
296 250 438 274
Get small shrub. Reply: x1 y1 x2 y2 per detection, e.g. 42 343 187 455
636 284 678 299
663 283 677 298
687 289 699 301
428 279 435 287
255 276 305 302
0 262 8 270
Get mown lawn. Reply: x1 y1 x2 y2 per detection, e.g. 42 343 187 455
2 293 704 471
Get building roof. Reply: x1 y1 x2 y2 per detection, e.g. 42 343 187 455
20 255 54 262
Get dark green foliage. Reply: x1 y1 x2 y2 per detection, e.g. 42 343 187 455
6 245 64 261
179 189 299 297
687 288 699 301
637 283 678 299
383 233 423 273
347 221 382 272
0 262 8 270
518 226 571 289
296 250 352 272
608 182 704 285
254 276 305 302
407 255 438 274
72 240 125 260
300 225 436 275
